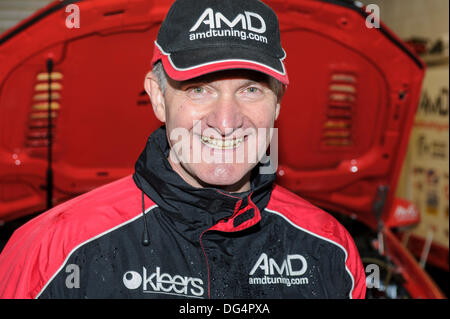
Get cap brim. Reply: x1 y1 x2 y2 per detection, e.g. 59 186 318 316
154 43 289 85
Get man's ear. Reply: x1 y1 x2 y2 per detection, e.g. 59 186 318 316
275 102 281 121
274 84 285 121
144 71 166 122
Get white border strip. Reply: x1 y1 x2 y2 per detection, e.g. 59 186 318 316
155 41 287 76
35 205 158 299
264 208 356 299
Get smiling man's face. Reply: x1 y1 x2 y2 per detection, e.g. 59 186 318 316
145 69 281 193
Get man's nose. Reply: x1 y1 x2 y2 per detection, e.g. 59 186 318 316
205 94 244 135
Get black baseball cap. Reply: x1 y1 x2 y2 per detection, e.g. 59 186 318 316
152 0 289 85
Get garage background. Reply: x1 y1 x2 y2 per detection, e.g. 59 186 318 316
0 0 448 297
370 0 449 296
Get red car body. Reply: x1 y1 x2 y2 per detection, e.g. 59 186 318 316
0 0 445 298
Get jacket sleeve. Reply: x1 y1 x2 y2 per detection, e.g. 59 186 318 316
266 185 367 299
0 213 52 298
0 196 100 298
0 176 146 299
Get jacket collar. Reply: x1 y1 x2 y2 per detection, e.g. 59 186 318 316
133 126 275 233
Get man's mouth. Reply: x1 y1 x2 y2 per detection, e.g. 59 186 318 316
200 136 245 150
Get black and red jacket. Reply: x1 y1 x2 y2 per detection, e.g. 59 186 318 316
0 127 366 298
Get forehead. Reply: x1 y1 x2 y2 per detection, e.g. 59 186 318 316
170 69 272 87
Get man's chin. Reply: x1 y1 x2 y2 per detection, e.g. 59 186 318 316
193 165 252 192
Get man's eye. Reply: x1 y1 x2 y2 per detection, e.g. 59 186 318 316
190 87 205 94
245 86 262 94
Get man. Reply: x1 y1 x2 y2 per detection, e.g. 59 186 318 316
0 0 366 298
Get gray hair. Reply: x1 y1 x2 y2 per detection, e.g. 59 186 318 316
152 61 284 100
152 61 168 94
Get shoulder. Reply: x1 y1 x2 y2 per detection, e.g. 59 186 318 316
266 184 355 254
25 175 146 238
0 175 154 298
266 184 367 299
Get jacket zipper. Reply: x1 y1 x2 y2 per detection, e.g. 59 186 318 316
199 195 243 299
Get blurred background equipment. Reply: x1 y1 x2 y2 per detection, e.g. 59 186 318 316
370 0 449 297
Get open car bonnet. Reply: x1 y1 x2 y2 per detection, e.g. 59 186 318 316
0 0 425 229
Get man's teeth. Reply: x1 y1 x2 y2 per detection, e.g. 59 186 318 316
201 136 244 149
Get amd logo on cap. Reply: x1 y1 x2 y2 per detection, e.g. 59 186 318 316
190 8 267 34
153 0 289 85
